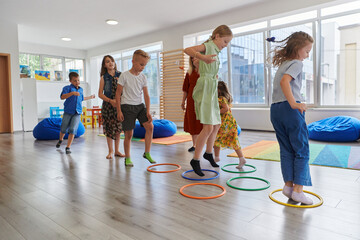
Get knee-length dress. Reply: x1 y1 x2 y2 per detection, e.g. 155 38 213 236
214 97 241 150
102 71 122 139
182 71 202 135
192 40 221 125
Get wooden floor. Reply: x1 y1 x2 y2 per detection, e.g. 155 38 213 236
0 129 360 240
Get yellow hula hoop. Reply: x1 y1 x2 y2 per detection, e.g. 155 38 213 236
269 189 324 208
147 163 181 173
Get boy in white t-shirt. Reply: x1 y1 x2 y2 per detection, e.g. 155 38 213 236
115 49 155 167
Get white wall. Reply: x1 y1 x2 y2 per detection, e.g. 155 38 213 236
21 78 38 131
86 57 102 107
19 42 86 59
0 20 22 131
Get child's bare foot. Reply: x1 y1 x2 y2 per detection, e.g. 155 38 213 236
106 153 113 159
214 156 221 162
236 157 246 169
115 152 125 157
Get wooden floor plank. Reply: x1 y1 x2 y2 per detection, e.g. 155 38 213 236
0 187 79 240
0 215 26 240
250 212 357 240
0 129 359 240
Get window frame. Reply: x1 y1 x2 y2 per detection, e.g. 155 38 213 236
228 30 269 108
183 0 360 108
19 53 86 82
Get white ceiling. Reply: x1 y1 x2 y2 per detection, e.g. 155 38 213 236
0 0 266 50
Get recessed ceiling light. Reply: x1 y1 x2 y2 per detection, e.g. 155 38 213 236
61 37 71 41
106 19 118 25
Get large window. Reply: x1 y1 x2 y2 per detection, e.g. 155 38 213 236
43 56 62 81
218 47 229 84
19 53 40 78
143 52 160 105
184 1 360 108
230 32 265 104
321 13 360 105
19 53 85 82
66 58 85 82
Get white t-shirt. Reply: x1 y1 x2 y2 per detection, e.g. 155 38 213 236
118 71 147 105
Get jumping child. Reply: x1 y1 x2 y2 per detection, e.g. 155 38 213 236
184 25 233 176
268 31 314 204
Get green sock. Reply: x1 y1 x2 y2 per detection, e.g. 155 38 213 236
125 158 133 167
143 152 156 163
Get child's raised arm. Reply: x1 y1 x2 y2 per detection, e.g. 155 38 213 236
184 44 217 64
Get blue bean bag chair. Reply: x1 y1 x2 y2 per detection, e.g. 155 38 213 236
133 119 177 138
33 118 85 140
308 116 360 142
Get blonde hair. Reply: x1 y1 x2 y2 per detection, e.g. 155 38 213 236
100 55 117 76
271 31 313 67
187 57 196 74
205 25 233 43
133 49 150 60
218 81 232 104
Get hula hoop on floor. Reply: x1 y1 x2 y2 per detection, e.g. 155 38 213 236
221 163 256 174
147 163 181 173
181 169 219 181
179 183 226 199
227 176 270 191
268 189 323 208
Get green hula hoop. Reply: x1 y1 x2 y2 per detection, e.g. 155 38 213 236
226 176 271 191
221 163 256 174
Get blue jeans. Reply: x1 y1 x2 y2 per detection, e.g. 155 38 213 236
60 112 80 135
270 101 312 186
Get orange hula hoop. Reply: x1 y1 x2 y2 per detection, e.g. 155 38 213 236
147 163 182 173
179 183 226 199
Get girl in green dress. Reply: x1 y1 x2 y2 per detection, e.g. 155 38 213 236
184 25 233 176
